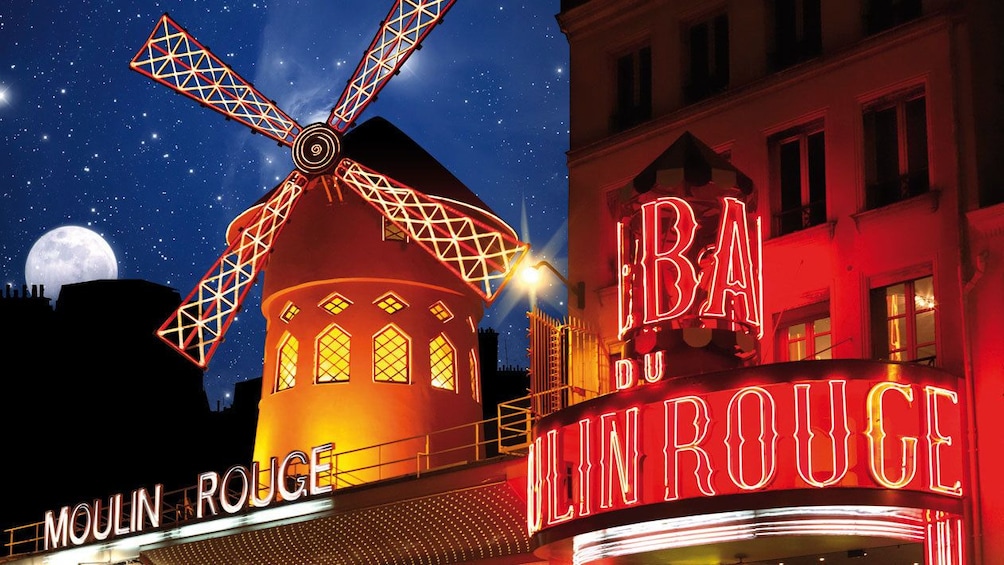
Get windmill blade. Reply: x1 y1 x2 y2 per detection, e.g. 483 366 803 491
336 159 529 303
158 171 308 368
130 13 302 146
328 0 457 133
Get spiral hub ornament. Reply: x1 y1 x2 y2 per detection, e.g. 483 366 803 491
292 122 341 175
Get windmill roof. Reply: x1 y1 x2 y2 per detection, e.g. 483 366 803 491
341 116 495 213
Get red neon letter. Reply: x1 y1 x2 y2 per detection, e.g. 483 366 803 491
640 198 699 323
794 380 850 487
577 418 593 517
526 437 543 535
925 386 963 496
698 197 763 334
866 382 918 489
643 351 665 384
725 386 779 490
599 408 640 509
664 396 715 500
546 429 575 524
615 358 636 390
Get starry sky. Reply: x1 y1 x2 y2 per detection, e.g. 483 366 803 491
0 1 571 407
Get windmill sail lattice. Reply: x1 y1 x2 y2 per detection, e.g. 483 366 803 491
131 1 529 369
130 14 302 146
338 159 524 302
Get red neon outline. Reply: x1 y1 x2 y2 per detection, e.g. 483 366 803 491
640 198 699 325
725 386 779 490
614 358 636 391
866 382 918 489
546 429 575 525
925 386 963 496
526 437 543 536
578 418 594 517
663 396 716 500
599 408 641 509
698 197 763 334
793 380 851 488
643 350 666 384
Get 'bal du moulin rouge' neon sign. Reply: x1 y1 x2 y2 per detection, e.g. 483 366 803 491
617 196 763 339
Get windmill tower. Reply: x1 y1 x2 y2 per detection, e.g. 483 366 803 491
130 2 528 483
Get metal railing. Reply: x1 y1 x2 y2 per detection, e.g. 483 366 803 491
2 399 554 560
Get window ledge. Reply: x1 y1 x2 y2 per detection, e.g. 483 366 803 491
767 220 836 245
967 201 1004 238
851 189 941 231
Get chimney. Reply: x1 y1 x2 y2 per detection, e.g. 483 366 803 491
31 284 37 298
4 284 9 298
39 284 45 298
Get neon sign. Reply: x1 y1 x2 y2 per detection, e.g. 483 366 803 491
526 364 964 536
617 196 763 339
43 443 334 550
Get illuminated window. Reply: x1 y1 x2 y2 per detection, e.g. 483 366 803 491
373 325 410 383
316 324 350 383
770 121 826 236
429 301 453 322
863 87 928 210
320 293 352 315
612 44 651 132
870 275 936 363
276 333 298 392
684 11 729 104
430 334 456 391
279 302 300 323
374 292 408 314
767 0 821 71
383 217 409 242
469 349 481 403
864 0 921 35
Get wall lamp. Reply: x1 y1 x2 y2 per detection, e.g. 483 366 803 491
520 260 585 310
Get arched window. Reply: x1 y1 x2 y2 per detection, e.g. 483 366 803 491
316 324 351 383
429 333 456 391
276 332 298 392
373 325 410 383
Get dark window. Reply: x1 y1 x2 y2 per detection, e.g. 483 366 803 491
863 89 928 209
865 0 923 35
768 0 822 71
612 46 652 132
770 123 826 236
685 13 729 104
870 275 936 363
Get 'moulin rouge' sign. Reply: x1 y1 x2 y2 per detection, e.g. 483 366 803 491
526 360 964 536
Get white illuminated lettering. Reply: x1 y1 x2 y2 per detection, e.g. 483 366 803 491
664 396 715 500
310 443 334 496
615 358 637 390
278 450 309 501
546 429 574 525
640 198 699 324
866 382 918 489
794 380 850 487
925 386 963 496
725 386 778 490
643 351 665 383
220 465 251 514
599 408 640 508
197 471 220 519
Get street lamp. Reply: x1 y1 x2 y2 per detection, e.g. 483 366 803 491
520 260 585 310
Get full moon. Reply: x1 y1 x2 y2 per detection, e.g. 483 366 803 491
25 226 118 300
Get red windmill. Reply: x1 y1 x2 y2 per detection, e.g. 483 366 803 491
131 2 529 476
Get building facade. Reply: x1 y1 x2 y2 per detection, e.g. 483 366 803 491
4 1 1003 564
553 0 1004 562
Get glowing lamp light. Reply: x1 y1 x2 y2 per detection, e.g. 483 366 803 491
521 260 586 310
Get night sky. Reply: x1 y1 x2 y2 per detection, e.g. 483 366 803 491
0 1 570 406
